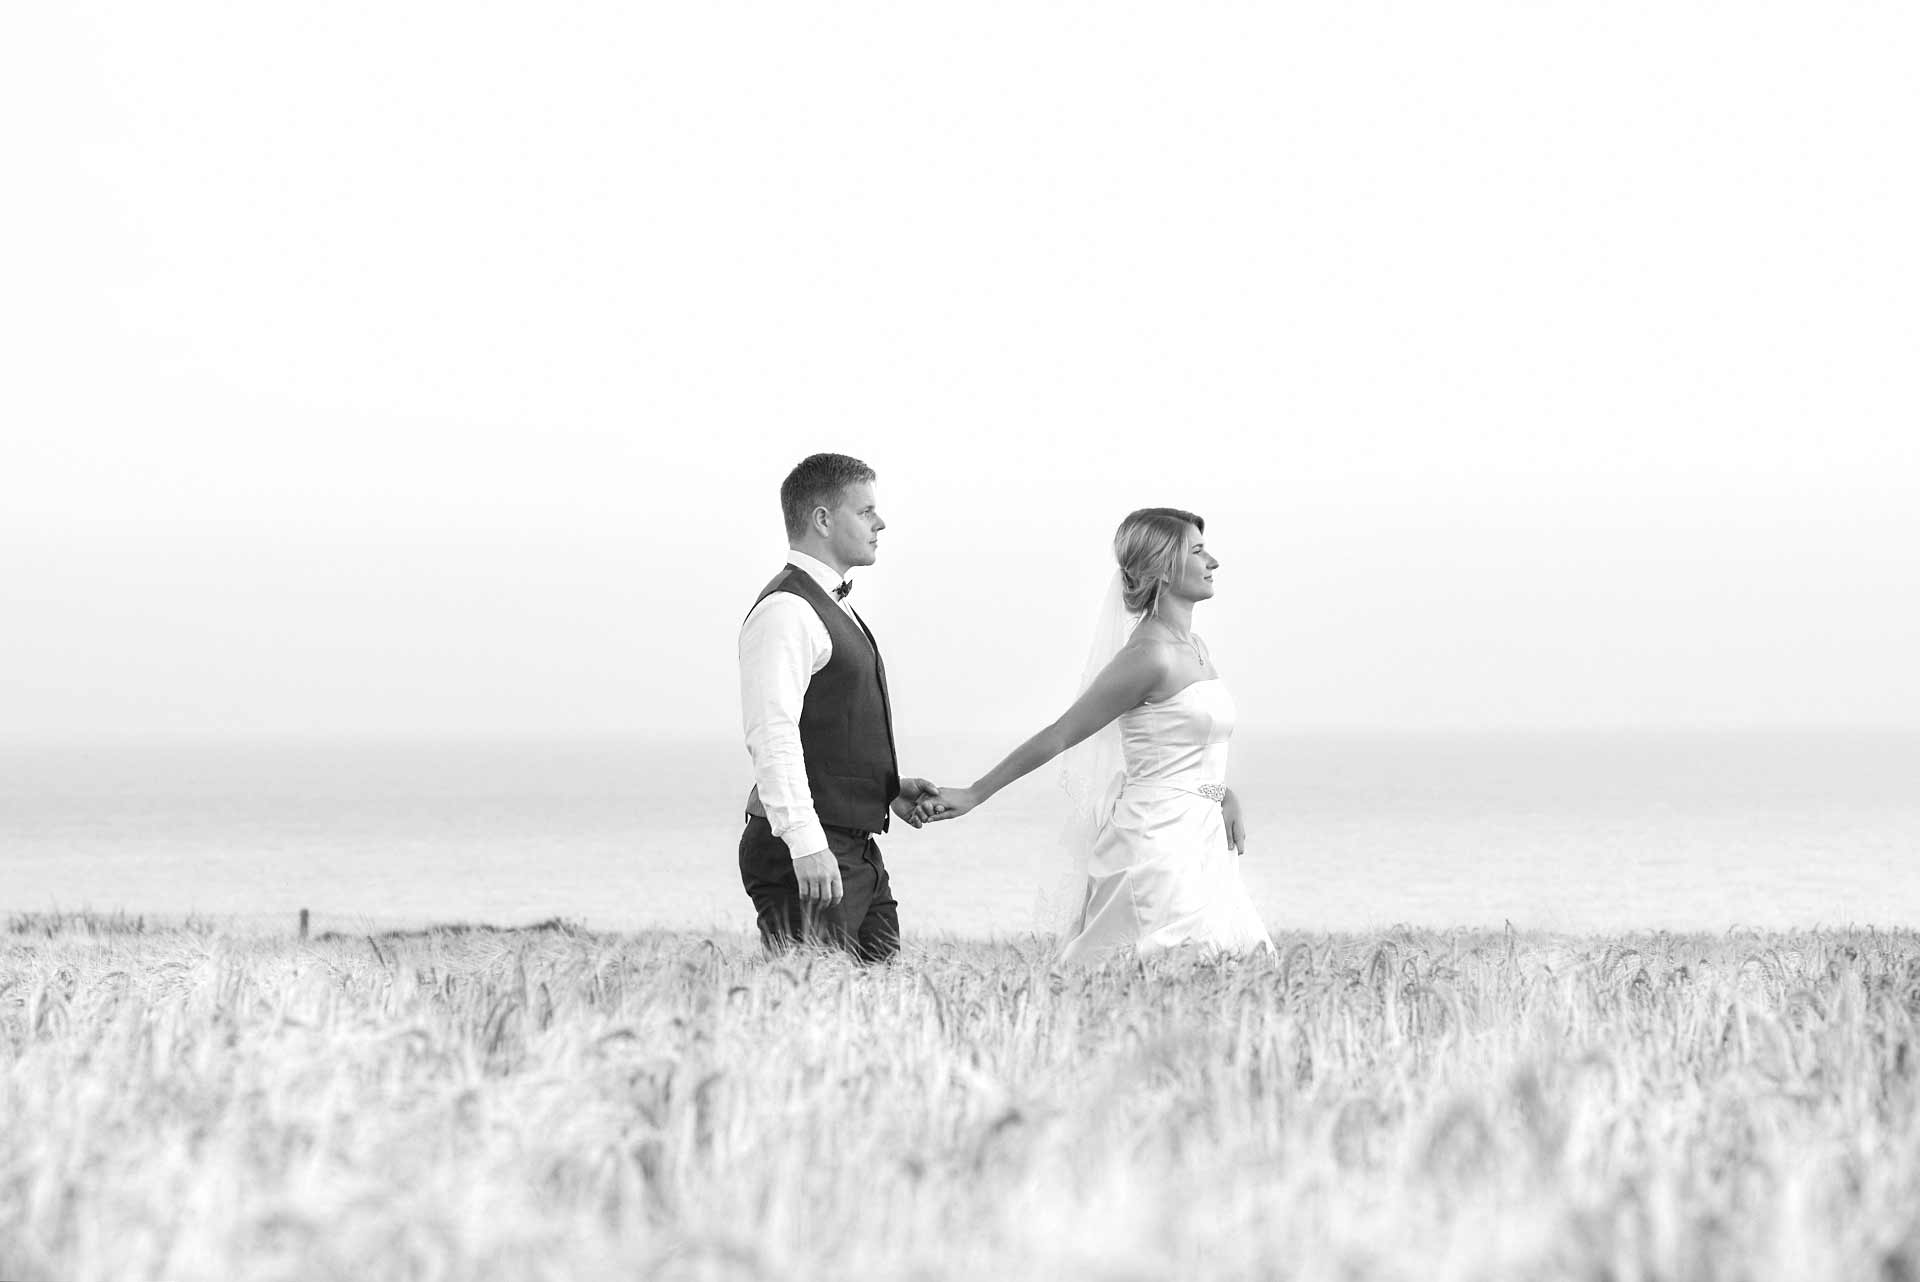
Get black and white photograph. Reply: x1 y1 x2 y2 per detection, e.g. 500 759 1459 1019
5 2 1919 1278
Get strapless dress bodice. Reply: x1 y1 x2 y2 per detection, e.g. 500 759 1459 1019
1116 678 1233 800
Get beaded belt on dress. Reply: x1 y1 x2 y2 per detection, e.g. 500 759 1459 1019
1124 780 1227 801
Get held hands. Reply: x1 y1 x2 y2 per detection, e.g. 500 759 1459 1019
893 777 943 829
1221 787 1247 856
912 786 981 824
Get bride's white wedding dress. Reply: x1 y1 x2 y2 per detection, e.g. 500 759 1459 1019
1057 677 1274 963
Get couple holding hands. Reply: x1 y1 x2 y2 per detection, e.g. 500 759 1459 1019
737 453 1271 965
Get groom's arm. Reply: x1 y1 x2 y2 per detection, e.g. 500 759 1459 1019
739 595 833 860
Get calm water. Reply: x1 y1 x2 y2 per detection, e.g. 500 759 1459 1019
2 731 1916 937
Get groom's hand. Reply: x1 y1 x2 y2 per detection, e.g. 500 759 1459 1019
894 777 943 828
794 850 842 906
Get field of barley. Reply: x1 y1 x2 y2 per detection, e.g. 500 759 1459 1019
4 915 1919 1282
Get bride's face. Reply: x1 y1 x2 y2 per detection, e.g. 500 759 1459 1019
1166 525 1219 603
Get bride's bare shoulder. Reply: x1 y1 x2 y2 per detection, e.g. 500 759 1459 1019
1110 635 1176 676
1121 632 1180 660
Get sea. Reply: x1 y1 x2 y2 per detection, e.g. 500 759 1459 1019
3 730 1917 939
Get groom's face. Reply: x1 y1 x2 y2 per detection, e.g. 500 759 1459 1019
825 481 885 570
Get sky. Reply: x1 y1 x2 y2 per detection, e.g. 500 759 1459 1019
4 2 1918 738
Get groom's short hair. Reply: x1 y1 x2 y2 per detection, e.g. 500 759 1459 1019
781 453 877 540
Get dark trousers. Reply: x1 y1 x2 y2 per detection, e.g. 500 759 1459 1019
738 813 900 963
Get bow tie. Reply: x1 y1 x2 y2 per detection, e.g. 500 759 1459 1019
833 580 853 600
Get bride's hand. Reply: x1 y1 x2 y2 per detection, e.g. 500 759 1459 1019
919 786 981 823
1221 788 1247 855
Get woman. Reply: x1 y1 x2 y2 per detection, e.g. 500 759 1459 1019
918 507 1273 961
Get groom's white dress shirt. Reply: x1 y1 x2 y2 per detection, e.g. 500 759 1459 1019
739 549 872 862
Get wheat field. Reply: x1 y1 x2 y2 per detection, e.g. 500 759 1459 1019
3 914 1918 1281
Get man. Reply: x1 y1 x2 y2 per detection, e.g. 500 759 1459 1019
737 453 940 962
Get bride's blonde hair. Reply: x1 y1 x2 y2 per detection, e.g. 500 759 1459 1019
1114 507 1204 616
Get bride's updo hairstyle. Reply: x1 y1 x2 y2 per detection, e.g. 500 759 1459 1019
1114 507 1204 617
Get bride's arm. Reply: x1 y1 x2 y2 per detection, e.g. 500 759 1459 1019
923 646 1170 821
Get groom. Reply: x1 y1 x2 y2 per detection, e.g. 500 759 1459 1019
737 453 941 962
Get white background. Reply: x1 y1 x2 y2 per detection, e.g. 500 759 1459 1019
6 2 1917 736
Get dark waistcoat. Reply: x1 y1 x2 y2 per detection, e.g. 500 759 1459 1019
751 566 900 832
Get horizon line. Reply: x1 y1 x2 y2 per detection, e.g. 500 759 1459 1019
5 721 1920 743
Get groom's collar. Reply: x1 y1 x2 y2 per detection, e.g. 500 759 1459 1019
785 549 851 599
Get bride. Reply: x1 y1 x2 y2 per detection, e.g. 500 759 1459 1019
917 507 1273 962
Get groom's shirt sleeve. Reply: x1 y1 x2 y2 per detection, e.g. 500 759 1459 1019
739 594 833 861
